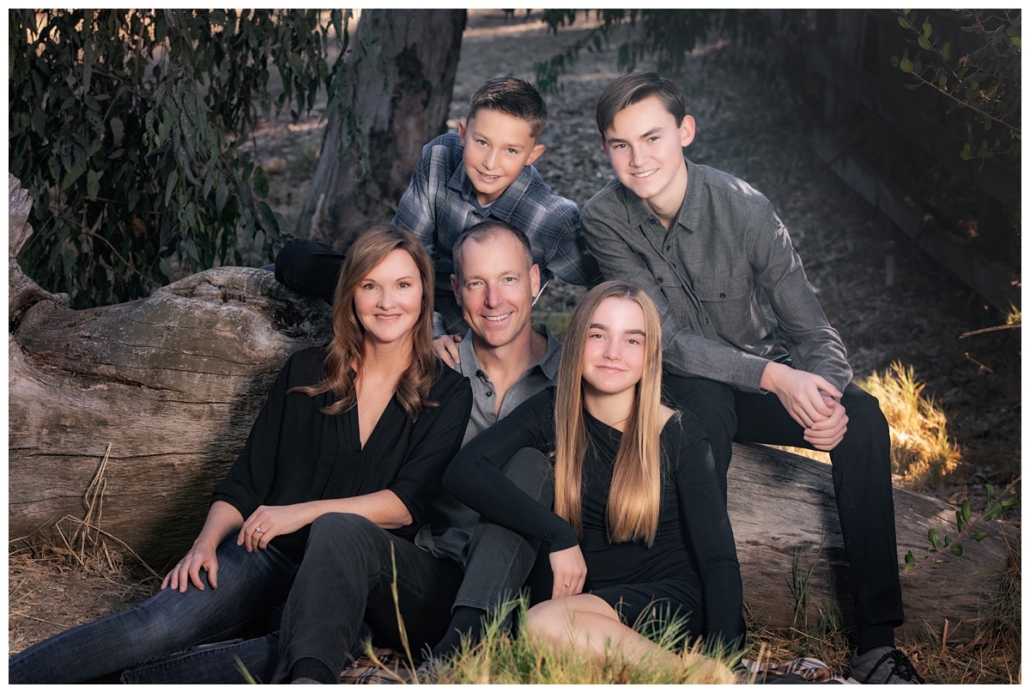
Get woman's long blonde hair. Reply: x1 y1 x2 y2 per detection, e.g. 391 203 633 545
293 224 437 419
553 281 665 546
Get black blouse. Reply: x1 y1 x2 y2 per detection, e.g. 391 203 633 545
213 347 472 561
443 387 744 645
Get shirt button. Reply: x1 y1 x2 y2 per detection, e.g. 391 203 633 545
719 292 726 298
656 277 663 284
649 217 657 225
485 391 493 397
665 244 672 251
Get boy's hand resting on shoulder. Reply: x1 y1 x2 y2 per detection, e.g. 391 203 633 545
761 361 848 450
433 333 463 368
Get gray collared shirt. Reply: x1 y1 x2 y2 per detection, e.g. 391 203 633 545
454 324 563 446
415 324 563 562
581 158 852 394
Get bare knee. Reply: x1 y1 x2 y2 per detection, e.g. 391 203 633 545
525 601 570 646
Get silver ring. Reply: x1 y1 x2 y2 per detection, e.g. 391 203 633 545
563 582 571 588
176 562 183 567
255 526 264 533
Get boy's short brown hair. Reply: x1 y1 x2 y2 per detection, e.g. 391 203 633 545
467 77 548 139
595 72 687 137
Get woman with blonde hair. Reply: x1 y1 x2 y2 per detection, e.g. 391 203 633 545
11 224 473 684
444 280 743 667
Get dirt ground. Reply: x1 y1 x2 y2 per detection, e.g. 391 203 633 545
9 9 1020 679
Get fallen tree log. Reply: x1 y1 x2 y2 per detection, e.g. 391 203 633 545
7 177 1013 642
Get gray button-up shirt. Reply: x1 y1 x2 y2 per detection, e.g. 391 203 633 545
581 158 851 394
416 324 563 562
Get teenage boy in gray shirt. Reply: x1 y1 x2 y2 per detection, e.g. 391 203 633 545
580 72 922 685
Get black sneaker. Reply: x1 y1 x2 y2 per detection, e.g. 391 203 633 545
850 647 925 684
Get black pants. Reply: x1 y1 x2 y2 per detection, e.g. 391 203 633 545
663 374 904 632
271 514 464 683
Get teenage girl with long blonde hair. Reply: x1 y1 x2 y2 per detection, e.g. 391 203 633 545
445 280 744 667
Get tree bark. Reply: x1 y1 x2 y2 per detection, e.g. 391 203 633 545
297 9 467 252
9 178 332 568
7 173 1013 640
726 443 1013 643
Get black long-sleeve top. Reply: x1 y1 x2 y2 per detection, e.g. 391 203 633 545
443 387 744 645
213 346 472 562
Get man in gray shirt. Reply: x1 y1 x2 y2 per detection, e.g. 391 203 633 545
423 219 563 664
580 73 921 685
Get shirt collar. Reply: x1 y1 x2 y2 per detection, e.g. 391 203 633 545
445 160 535 221
456 324 563 382
621 156 701 234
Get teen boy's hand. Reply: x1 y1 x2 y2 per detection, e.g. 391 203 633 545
803 396 849 451
760 361 844 429
433 333 463 368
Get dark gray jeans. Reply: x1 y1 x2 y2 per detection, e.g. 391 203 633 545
453 447 555 614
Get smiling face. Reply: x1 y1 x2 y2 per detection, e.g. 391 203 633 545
459 108 546 206
353 248 423 349
452 229 541 350
602 95 695 219
580 296 647 399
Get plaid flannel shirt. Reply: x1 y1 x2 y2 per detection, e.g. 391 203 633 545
394 132 602 335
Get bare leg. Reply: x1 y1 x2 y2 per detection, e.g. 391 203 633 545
525 595 708 670
525 595 735 683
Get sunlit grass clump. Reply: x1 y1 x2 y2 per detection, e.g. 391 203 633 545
857 360 960 488
434 598 738 684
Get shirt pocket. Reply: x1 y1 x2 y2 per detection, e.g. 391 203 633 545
695 274 755 337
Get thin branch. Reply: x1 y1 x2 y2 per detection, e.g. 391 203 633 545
959 322 1021 339
907 70 1020 134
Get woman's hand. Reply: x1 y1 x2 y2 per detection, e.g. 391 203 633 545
162 542 219 593
549 545 588 599
238 504 315 552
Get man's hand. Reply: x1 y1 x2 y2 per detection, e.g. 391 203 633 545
549 545 588 599
432 333 464 369
803 396 848 451
760 361 843 429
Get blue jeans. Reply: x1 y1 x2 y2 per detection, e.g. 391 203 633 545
8 536 297 684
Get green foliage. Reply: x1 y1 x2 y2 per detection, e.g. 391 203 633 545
523 10 804 95
9 10 352 307
891 9 1021 163
903 475 1020 572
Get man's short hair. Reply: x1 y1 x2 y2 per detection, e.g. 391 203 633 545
452 220 535 280
595 72 687 137
467 77 548 139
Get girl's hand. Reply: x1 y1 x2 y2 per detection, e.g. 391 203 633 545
238 504 315 551
162 543 219 593
549 545 588 599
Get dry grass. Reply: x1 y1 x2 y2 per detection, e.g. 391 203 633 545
433 599 738 684
743 535 1021 684
859 361 961 488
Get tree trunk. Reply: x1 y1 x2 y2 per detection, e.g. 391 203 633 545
7 173 1013 640
9 176 332 568
726 443 1013 643
297 9 467 251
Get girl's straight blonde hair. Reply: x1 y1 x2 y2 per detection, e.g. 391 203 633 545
553 281 665 545
293 224 437 420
